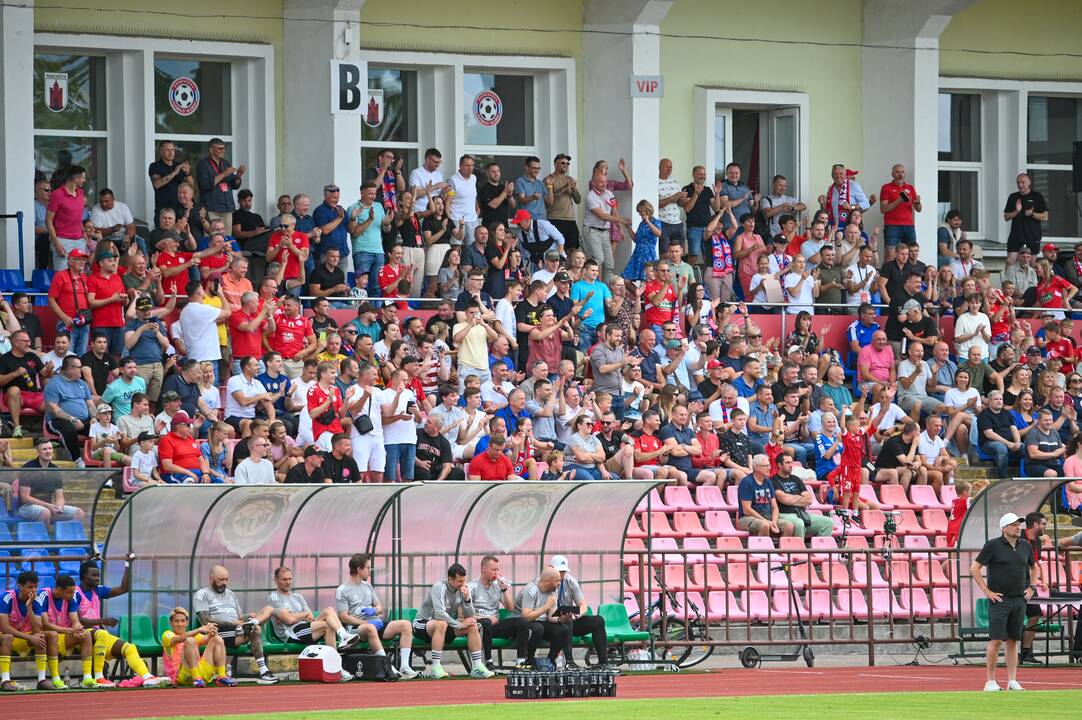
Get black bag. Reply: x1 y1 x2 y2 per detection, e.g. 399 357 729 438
341 652 398 682
353 394 374 435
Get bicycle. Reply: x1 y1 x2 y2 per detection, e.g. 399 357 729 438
624 584 714 669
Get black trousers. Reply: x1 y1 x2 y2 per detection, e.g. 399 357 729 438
478 616 531 661
46 417 83 463
570 615 608 663
527 621 570 661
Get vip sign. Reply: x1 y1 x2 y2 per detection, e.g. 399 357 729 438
330 60 370 114
44 72 68 112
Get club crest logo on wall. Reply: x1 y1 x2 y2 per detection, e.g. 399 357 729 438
45 72 68 113
169 76 201 117
364 89 384 127
483 490 552 552
215 491 293 558
473 90 503 128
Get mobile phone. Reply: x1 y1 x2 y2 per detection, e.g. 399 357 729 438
899 191 910 202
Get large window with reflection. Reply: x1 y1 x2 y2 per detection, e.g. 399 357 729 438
1027 95 1082 238
153 58 233 168
937 92 982 235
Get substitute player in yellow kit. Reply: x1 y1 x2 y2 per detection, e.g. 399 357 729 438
161 607 235 687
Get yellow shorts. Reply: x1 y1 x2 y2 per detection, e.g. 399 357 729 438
92 630 121 655
58 633 88 657
11 638 39 658
176 659 216 686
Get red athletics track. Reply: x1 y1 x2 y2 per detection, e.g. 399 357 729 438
4 665 1081 718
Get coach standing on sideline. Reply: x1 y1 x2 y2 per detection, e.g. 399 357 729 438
970 513 1037 692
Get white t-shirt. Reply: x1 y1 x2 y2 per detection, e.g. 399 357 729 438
179 302 223 362
869 402 909 432
481 379 514 410
708 397 750 424
657 177 684 225
292 378 315 444
408 167 444 213
749 273 769 304
948 258 984 281
783 272 814 314
557 405 592 446
40 349 74 373
225 374 267 419
380 387 417 445
234 457 275 485
761 193 799 236
89 201 134 234
130 447 158 479
89 421 119 448
448 172 478 223
944 387 981 414
917 430 947 462
845 263 878 306
346 384 383 440
954 311 991 360
531 269 557 299
897 359 931 397
494 299 517 344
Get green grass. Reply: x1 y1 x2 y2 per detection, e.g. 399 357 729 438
180 691 1082 720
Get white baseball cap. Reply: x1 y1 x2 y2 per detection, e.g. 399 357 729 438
549 555 570 572
999 512 1025 529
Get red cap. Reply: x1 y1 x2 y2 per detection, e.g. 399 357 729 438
68 247 89 259
707 359 723 370
171 411 192 427
512 209 532 224
1043 243 1057 252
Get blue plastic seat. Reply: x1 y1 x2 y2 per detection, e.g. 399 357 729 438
54 520 86 543
16 522 49 544
30 268 54 291
20 548 55 577
0 270 32 293
0 525 11 543
58 548 84 575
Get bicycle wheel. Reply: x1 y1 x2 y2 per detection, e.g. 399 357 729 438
653 617 714 669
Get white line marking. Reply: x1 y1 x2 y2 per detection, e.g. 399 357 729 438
857 673 950 681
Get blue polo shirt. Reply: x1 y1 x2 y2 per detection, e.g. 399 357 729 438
514 175 547 218
747 401 777 446
846 319 880 365
494 405 530 435
732 375 763 398
570 279 610 329
658 421 695 473
312 201 349 260
44 375 92 422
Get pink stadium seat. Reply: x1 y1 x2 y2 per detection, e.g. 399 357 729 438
665 486 707 511
663 564 700 593
704 511 749 538
870 588 907 618
745 535 775 563
939 485 958 507
921 509 949 535
623 538 647 565
834 589 877 621
933 534 950 549
673 511 716 538
859 484 885 508
808 494 833 512
626 515 647 539
851 560 889 589
725 563 767 591
690 563 727 591
897 588 935 620
771 589 815 622
649 537 684 565
670 591 707 620
624 566 663 596
636 489 672 514
805 589 834 622
764 561 814 591
903 534 948 560
810 561 851 589
832 513 874 537
931 588 958 619
646 512 684 538
886 559 913 590
714 536 745 556
840 534 870 551
682 537 723 564
778 536 806 553
895 509 934 536
744 590 773 622
696 485 735 511
879 484 919 510
909 484 950 510
862 510 886 534
914 559 952 587
725 485 741 510
706 591 750 622
809 536 839 563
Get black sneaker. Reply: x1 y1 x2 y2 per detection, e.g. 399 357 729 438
564 661 581 670
485 660 496 673
1019 652 1043 665
257 671 280 685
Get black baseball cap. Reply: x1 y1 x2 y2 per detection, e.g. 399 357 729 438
554 271 571 283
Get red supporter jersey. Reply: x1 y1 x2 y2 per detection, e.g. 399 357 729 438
634 432 662 466
269 310 312 359
468 452 515 481
642 281 675 327
200 251 229 276
1037 276 1073 310
839 429 866 468
229 310 265 358
269 231 309 280
158 431 201 472
307 383 343 438
156 250 192 296
378 264 404 295
879 182 917 226
765 442 784 474
1046 337 1076 373
86 271 126 328
47 268 89 319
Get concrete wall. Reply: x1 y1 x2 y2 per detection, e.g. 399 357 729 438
940 0 1082 79
658 0 865 185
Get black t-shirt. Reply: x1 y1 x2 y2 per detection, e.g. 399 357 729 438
770 473 809 515
484 242 512 298
148 160 189 213
233 209 266 234
479 181 511 227
309 263 346 293
321 451 363 483
875 433 910 470
681 183 715 228
161 373 200 418
17 313 42 348
81 350 115 396
779 405 802 442
698 378 722 401
898 315 938 355
395 214 424 249
1004 191 1048 250
975 536 1035 597
597 431 627 460
879 260 916 310
515 299 544 350
415 431 452 481
884 291 929 340
421 215 457 246
284 462 326 484
977 408 1016 443
312 315 337 336
0 350 43 391
18 466 62 502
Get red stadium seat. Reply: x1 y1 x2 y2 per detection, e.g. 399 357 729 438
681 537 724 564
670 591 707 620
909 485 950 510
645 512 684 538
626 515 647 539
851 560 888 589
879 484 919 510
624 566 663 596
859 484 885 509
745 535 775 563
664 486 707 511
862 510 886 534
895 509 934 536
939 485 958 507
903 534 948 560
914 559 952 587
695 485 735 511
777 536 806 553
810 561 851 589
743 590 773 622
725 563 767 591
835 589 876 621
636 489 672 514
672 511 716 538
805 589 834 622
704 511 748 538
833 513 875 537
897 588 935 620
931 588 958 619
870 588 907 618
690 563 726 591
885 559 913 590
921 509 949 535
809 536 839 563
725 485 741 510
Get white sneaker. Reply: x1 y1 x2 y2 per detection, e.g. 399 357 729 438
339 670 353 682
1007 680 1025 691
983 681 1002 692
397 664 418 679
75 458 86 469
337 632 361 652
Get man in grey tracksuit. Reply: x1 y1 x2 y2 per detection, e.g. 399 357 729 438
412 563 494 679
468 555 531 670
515 567 572 666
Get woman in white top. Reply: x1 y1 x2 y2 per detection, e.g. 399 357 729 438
198 361 223 423
943 368 982 457
372 322 401 363
290 362 316 445
953 294 991 361
782 253 814 314
866 383 909 455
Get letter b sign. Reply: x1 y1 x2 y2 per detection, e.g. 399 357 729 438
330 60 367 114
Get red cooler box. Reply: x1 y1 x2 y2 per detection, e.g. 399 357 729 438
298 645 343 682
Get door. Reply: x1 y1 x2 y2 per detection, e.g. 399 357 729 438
770 108 800 196
713 106 733 182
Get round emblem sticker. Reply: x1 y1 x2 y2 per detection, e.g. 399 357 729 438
473 90 503 127
169 77 201 116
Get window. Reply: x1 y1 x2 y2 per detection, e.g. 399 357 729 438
1027 95 1082 239
33 52 108 196
463 73 534 148
153 58 233 176
937 92 982 235
360 67 419 189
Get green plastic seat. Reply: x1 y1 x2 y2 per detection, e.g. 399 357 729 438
598 603 650 643
390 608 417 623
116 614 162 656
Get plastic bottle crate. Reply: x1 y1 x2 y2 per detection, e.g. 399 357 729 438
505 668 617 699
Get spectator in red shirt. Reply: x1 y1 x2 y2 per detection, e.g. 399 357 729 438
265 295 317 378
467 434 522 481
155 231 215 297
879 164 922 263
229 292 278 375
47 246 92 355
642 260 678 336
631 409 683 483
307 361 345 450
378 245 412 299
86 250 128 356
267 214 310 287
158 411 210 483
45 164 88 271
198 232 233 281
1035 258 1077 319
1043 320 1076 374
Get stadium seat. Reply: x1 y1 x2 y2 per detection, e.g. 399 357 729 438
681 537 724 564
897 588 935 620
635 489 671 514
777 536 806 553
0 270 32 293
663 564 701 593
0 525 11 543
771 589 815 623
703 511 748 538
81 439 103 468
743 590 773 622
810 561 851 589
939 485 958 507
705 591 750 622
809 536 838 563
725 563 766 591
885 559 912 590
714 536 745 557
931 588 957 619
745 535 775 563
597 603 650 643
623 537 647 564
861 510 886 535
878 484 919 510
895 509 934 536
860 484 887 509
920 509 949 535
913 559 952 587
834 589 877 621
20 549 55 578
30 269 54 292
16 521 49 544
762 560 813 591
644 512 684 538
664 486 707 512
725 485 741 509
908 485 949 510
625 515 647 539
672 511 715 538
840 534 870 551
649 537 683 565
54 520 87 543
58 548 84 575
870 588 907 618
851 560 888 589
624 565 663 597
690 563 726 591
116 615 162 657
903 534 948 560
831 513 874 537
669 591 706 621
695 485 735 512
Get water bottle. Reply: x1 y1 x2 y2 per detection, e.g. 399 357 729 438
555 654 565 669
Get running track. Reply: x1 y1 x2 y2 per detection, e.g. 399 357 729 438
6 665 1081 718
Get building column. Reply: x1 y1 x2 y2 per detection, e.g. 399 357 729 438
861 0 975 269
582 1 673 272
0 0 36 275
283 0 366 206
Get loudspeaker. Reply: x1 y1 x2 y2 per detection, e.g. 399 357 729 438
1073 141 1082 193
